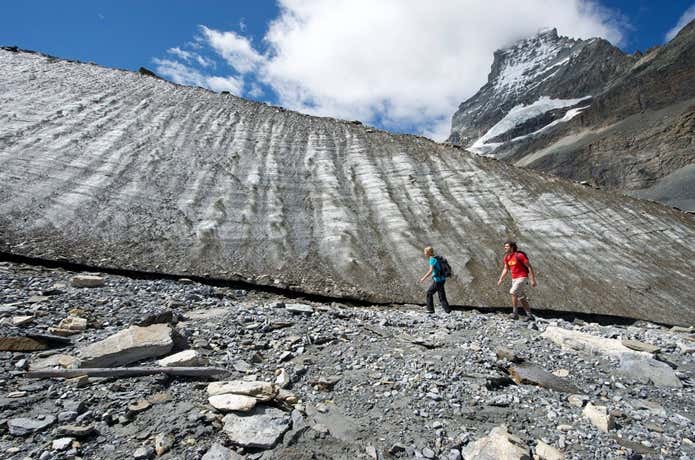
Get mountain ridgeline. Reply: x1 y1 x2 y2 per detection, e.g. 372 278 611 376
448 23 695 212
1 47 695 325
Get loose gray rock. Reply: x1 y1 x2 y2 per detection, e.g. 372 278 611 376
222 406 291 448
461 425 530 459
285 303 314 315
78 323 174 367
582 403 615 432
618 356 683 387
133 446 155 459
209 394 258 412
52 437 74 451
70 275 105 288
8 415 56 436
202 443 244 460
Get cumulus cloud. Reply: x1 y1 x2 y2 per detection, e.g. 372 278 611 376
665 3 695 42
155 0 624 140
200 26 264 73
153 58 242 94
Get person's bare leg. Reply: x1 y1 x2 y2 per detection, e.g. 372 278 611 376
520 298 531 314
520 298 534 319
510 294 519 318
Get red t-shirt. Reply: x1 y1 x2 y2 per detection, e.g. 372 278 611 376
504 252 529 279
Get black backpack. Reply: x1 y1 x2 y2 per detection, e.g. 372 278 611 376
435 255 453 278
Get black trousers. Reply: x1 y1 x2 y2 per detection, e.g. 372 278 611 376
426 281 450 311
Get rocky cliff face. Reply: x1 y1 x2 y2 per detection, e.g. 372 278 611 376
1 48 695 325
448 23 695 211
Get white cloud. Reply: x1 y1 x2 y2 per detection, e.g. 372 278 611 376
199 26 264 73
206 76 243 93
152 58 242 94
168 47 215 68
665 3 695 41
167 47 193 62
156 0 625 140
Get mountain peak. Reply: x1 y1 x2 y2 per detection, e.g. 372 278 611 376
448 29 630 148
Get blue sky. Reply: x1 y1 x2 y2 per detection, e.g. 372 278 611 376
2 1 694 140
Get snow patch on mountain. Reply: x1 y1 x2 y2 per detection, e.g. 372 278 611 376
469 96 590 155
491 30 580 96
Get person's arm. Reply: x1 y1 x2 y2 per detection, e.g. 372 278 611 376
420 266 433 283
526 263 537 287
497 264 508 286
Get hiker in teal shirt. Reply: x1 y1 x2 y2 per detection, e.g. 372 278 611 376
419 246 451 314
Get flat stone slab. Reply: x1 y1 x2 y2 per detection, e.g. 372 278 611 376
622 339 660 354
618 356 682 387
11 315 34 326
285 303 314 314
78 324 173 367
0 334 71 351
70 275 105 288
209 394 257 412
57 424 96 438
30 353 79 370
222 406 290 448
207 380 277 399
461 424 530 459
8 415 56 436
628 399 666 416
157 349 207 367
542 326 651 359
508 362 580 394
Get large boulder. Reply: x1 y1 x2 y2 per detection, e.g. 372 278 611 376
77 324 174 367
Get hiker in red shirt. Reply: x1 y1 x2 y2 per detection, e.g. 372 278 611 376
497 241 537 320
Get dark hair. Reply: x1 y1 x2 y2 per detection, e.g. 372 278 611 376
505 240 517 251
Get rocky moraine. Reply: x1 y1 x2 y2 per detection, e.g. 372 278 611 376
1 260 694 459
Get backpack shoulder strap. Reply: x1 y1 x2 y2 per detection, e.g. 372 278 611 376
515 251 529 267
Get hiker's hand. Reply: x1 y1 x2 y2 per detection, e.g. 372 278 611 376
496 279 502 287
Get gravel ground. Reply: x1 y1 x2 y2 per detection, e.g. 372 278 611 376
1 260 694 459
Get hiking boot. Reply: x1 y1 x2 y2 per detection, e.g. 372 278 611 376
442 306 452 314
509 312 519 320
425 307 435 314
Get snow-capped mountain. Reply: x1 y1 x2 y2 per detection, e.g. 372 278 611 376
448 24 695 211
448 28 633 150
1 47 695 324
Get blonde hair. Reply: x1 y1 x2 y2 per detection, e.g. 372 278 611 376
424 246 434 256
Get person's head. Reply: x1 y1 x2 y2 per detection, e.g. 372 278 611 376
504 240 517 254
423 246 434 257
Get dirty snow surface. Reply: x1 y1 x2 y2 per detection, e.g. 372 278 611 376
1 48 695 326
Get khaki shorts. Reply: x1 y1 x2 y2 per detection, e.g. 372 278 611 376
509 277 529 300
